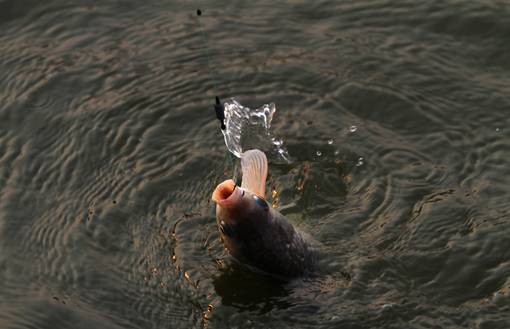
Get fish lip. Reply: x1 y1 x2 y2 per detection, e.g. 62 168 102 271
212 179 242 207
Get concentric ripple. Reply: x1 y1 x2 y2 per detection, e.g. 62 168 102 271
1 1 509 329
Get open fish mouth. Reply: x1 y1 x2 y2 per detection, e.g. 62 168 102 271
212 179 240 207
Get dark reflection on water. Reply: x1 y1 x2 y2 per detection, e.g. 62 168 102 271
213 262 292 313
1 0 510 328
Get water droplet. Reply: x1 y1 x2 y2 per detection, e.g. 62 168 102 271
316 151 322 156
356 157 364 167
349 125 358 133
327 139 334 145
496 127 500 132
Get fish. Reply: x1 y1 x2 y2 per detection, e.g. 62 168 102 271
212 149 317 278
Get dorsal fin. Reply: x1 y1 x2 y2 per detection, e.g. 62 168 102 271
241 149 268 197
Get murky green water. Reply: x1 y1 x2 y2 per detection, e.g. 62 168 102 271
1 1 509 328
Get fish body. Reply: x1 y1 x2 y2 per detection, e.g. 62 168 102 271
212 150 317 278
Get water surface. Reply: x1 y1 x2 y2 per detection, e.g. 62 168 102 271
1 1 509 328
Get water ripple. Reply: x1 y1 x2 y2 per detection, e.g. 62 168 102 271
1 1 509 328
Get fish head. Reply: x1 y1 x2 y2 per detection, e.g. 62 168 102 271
211 179 271 258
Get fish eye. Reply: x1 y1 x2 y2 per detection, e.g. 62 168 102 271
253 195 269 210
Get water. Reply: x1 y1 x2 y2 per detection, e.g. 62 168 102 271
1 1 509 328
221 99 289 161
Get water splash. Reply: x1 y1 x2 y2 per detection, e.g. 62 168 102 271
221 99 290 161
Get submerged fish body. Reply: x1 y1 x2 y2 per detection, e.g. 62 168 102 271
212 150 317 278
